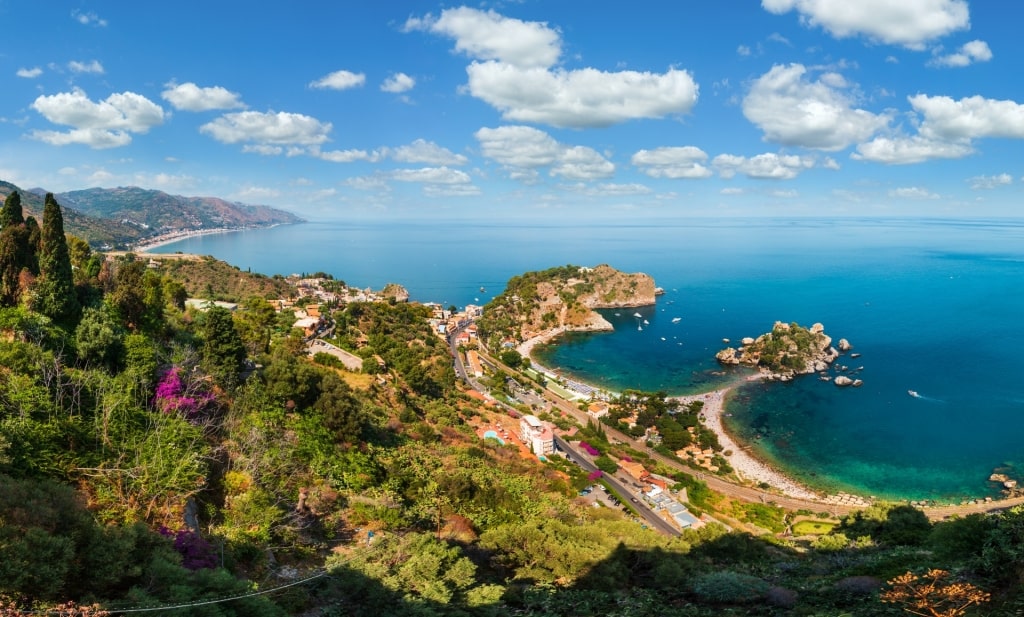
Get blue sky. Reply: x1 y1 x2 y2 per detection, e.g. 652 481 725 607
1 1 1022 221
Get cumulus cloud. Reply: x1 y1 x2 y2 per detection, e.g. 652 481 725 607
17 67 42 78
317 149 376 163
381 72 416 93
853 134 972 163
475 125 614 180
911 94 1024 141
968 173 1012 190
29 89 165 149
162 82 246 111
743 63 889 150
467 63 698 128
68 60 104 74
713 152 816 179
200 110 331 150
761 0 970 49
631 146 713 179
410 7 697 128
889 186 939 199
390 166 473 185
389 139 467 165
930 39 993 67
404 7 561 69
309 70 365 90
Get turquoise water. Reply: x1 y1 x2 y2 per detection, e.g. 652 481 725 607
153 218 1024 501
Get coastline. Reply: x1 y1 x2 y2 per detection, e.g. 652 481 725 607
518 326 828 502
130 225 284 253
672 381 823 501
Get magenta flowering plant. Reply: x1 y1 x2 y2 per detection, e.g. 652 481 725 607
587 470 603 480
154 367 215 421
579 441 601 456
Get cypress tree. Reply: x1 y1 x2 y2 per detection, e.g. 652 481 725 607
0 191 24 229
33 193 80 325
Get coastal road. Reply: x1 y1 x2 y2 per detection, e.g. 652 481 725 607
554 436 680 537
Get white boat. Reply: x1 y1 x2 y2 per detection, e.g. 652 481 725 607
908 390 921 398
637 324 643 331
633 312 643 318
643 319 649 325
671 317 682 323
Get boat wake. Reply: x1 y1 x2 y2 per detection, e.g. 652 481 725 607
908 390 944 403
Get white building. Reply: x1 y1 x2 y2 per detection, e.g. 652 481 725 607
519 415 554 456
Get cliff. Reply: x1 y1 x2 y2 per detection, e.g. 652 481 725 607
478 264 657 348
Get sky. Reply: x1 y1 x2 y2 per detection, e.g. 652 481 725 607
1 1 1023 221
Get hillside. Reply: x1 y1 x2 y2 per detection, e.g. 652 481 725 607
477 263 657 348
0 180 303 248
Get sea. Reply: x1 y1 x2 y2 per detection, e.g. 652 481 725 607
151 217 1024 503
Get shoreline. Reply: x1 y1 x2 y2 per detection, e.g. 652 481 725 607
517 326 834 503
129 224 287 253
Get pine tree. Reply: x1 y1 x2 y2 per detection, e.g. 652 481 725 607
202 306 246 389
32 193 80 326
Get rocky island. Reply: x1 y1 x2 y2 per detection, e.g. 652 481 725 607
476 264 656 349
716 321 859 385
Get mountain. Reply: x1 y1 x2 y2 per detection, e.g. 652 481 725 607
1 180 303 248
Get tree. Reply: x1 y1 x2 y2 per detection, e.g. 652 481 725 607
74 307 125 370
0 191 24 228
32 194 80 327
201 306 246 388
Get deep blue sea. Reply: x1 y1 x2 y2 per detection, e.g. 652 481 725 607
152 218 1024 502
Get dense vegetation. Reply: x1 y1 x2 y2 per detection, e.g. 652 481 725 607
1 191 1023 615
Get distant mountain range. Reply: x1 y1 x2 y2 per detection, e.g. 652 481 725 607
0 181 304 249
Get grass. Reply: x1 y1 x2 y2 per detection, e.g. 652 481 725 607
793 520 838 535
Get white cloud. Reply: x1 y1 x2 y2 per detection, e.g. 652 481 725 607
68 60 104 74
404 7 561 69
162 82 246 111
345 176 389 191
466 62 698 129
381 72 416 93
551 146 615 180
737 45 752 57
721 187 745 195
713 152 816 179
930 39 993 67
29 89 165 148
912 94 1024 141
853 134 973 163
743 64 889 150
889 186 939 199
631 146 713 179
17 67 42 78
761 0 970 49
309 70 366 90
390 166 472 184
423 184 482 197
593 183 652 196
822 156 841 170
968 173 1012 190
318 149 374 163
71 9 107 27
390 139 468 165
772 189 799 198
410 7 697 129
200 110 331 149
475 125 614 180
235 186 281 202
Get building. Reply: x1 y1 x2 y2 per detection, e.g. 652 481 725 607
620 459 649 483
587 401 609 418
519 415 554 456
465 350 484 377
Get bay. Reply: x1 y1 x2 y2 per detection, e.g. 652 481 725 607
152 217 1024 501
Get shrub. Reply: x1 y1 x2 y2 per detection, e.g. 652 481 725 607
691 571 770 604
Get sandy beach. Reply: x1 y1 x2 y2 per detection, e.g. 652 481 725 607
128 227 256 253
673 383 822 501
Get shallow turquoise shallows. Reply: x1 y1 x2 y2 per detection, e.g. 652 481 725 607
153 217 1024 502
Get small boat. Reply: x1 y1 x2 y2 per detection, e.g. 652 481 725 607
908 390 921 398
671 317 682 323
643 319 649 325
637 324 643 331
479 286 485 293
633 312 643 318
614 312 621 316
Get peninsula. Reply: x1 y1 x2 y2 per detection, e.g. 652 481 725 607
477 263 656 350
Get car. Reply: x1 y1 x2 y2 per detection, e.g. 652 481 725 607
630 497 638 503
